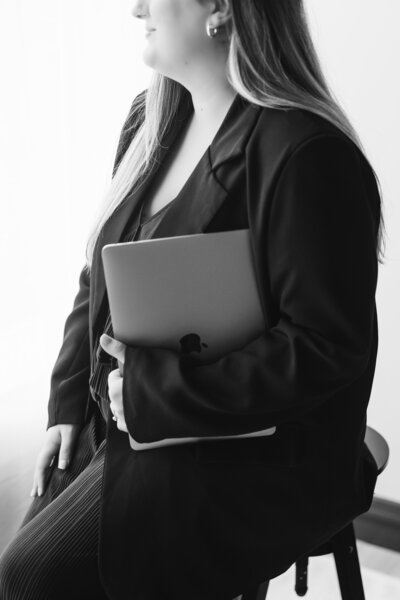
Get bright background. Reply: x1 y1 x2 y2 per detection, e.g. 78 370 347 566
0 0 399 526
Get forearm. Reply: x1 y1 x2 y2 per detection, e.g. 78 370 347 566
122 135 379 444
122 322 372 444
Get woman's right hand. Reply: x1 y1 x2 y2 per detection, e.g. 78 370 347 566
31 424 81 497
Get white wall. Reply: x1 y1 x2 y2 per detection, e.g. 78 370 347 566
0 0 151 505
1 1 399 502
0 0 150 415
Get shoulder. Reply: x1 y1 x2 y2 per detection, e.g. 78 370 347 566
246 104 376 188
248 103 356 159
243 104 380 218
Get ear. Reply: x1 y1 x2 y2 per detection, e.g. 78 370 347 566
208 0 232 28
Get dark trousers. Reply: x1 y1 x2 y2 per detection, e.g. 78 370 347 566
0 410 244 600
0 410 109 600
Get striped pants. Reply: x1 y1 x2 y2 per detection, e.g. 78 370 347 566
0 409 245 600
0 409 109 600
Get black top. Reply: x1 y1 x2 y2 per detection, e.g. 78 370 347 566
88 194 177 420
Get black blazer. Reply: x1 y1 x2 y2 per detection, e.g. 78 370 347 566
47 91 380 600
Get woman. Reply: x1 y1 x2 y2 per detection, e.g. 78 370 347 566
0 0 385 599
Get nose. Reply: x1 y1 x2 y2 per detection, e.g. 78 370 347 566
131 1 148 19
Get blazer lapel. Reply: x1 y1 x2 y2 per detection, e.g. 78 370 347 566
149 94 261 239
89 110 191 332
90 92 262 339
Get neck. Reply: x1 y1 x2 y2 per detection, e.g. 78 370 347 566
179 50 236 125
189 81 236 122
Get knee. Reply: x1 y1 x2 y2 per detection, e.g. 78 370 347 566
0 532 40 600
0 540 21 600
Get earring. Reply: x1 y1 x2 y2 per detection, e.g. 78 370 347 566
206 22 220 38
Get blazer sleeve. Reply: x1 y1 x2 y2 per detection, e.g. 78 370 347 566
121 134 380 443
47 265 91 428
47 90 147 429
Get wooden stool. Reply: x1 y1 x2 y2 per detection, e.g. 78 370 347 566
240 426 389 600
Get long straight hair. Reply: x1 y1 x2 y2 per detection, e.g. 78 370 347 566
84 0 386 272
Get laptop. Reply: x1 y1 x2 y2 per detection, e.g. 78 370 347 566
102 228 277 449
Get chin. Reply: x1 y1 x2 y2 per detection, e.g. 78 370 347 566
142 48 157 69
143 58 174 80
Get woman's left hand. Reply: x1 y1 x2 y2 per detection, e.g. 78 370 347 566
99 333 128 433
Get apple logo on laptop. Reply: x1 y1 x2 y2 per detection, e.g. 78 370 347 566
179 333 208 356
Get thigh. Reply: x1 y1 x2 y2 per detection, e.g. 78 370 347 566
0 439 108 600
21 407 106 528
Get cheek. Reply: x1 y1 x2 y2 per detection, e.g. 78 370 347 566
143 0 208 72
152 0 206 50
151 0 182 26
160 24 206 63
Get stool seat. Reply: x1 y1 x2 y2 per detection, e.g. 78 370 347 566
240 425 390 600
364 426 389 474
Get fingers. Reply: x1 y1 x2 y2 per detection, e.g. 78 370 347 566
100 333 126 370
30 425 81 498
108 369 123 402
108 370 128 434
110 402 129 433
58 427 78 470
109 400 122 422
108 368 122 386
115 419 129 433
107 367 128 432
31 434 61 497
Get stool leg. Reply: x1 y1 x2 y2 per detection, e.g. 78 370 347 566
332 522 365 600
295 555 309 596
241 580 270 600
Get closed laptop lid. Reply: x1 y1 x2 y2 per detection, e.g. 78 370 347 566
101 228 265 363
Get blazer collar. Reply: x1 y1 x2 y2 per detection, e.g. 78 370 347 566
208 93 261 171
99 92 262 244
153 91 261 172
89 93 262 337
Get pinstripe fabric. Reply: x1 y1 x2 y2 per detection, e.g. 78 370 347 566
0 411 108 600
0 197 178 600
3 447 106 600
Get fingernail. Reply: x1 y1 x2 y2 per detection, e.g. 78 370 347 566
30 489 36 497
58 460 68 469
38 489 43 497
